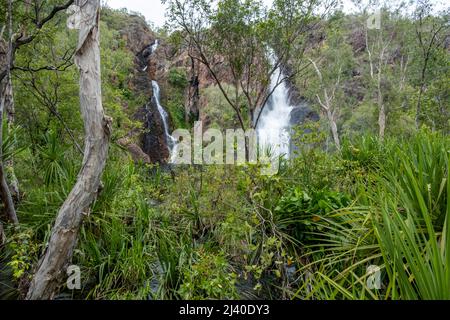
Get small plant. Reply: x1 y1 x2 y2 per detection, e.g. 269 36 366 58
274 187 351 242
37 130 71 187
6 229 39 280
178 249 238 300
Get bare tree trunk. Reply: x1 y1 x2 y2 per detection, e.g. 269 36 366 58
3 74 20 199
415 75 426 129
366 28 374 80
26 0 111 300
377 75 386 140
326 109 341 151
310 59 341 151
378 103 386 140
0 220 5 245
0 0 18 225
4 74 14 124
375 38 390 141
0 81 18 224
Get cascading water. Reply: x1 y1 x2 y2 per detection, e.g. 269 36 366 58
257 64 293 158
151 80 175 150
151 39 159 53
145 39 175 156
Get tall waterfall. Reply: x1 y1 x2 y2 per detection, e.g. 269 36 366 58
145 39 175 156
152 80 175 150
257 65 293 158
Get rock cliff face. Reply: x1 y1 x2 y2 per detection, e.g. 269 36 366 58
113 10 321 164
134 102 170 164
282 68 320 127
160 49 235 126
137 43 172 164
117 14 171 164
118 14 155 99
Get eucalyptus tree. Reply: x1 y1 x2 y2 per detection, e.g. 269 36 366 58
412 0 449 129
0 0 19 229
348 1 406 140
307 18 354 151
27 0 111 299
364 8 400 140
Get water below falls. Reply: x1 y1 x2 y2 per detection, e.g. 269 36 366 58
257 66 293 158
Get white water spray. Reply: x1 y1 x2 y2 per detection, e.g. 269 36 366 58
151 39 159 53
152 80 175 150
146 39 175 157
257 65 293 158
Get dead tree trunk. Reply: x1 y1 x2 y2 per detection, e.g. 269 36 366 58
366 25 391 141
376 43 389 141
0 0 18 225
3 73 20 199
310 59 341 151
0 220 5 245
26 0 111 300
377 65 386 140
0 80 18 224
377 89 386 140
326 108 341 150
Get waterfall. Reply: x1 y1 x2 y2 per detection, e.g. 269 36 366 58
152 80 175 150
145 39 175 157
151 39 159 53
257 65 293 158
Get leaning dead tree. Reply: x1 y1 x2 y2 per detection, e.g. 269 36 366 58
26 0 111 299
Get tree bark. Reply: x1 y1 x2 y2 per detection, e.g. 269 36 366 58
310 59 341 151
326 109 341 151
0 80 18 224
3 73 20 199
378 103 386 140
377 73 386 140
415 67 427 129
0 0 18 225
0 220 5 245
26 0 111 300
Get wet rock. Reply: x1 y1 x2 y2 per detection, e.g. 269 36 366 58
118 14 155 54
134 100 170 164
281 68 320 126
289 103 320 126
116 137 151 164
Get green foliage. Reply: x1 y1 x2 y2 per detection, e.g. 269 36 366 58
6 229 39 280
202 85 241 128
168 68 189 89
2 2 450 302
37 130 72 187
2 122 26 163
292 132 450 300
178 249 238 299
374 162 450 299
275 187 351 242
